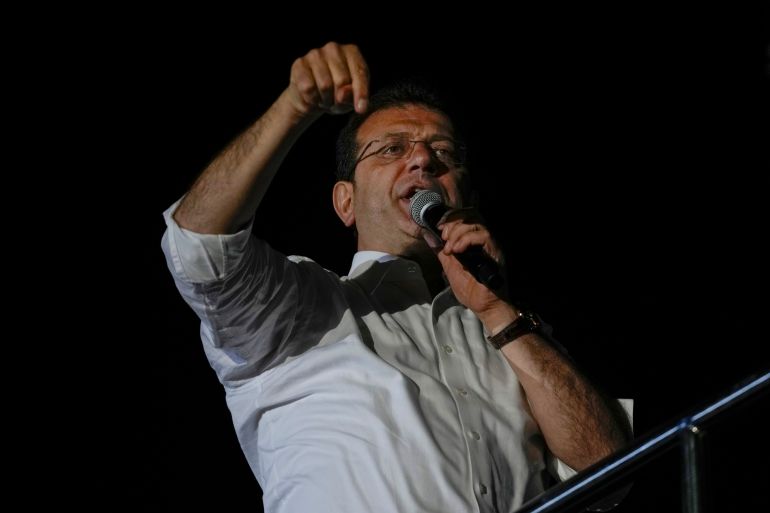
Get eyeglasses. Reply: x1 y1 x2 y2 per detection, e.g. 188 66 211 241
354 134 466 170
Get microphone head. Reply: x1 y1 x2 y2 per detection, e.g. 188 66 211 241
409 189 443 228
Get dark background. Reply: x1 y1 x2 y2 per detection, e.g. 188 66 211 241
109 6 769 511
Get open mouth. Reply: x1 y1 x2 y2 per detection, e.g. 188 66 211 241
403 187 421 201
399 187 422 209
399 187 430 223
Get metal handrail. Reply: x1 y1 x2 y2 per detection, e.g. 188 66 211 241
516 371 770 513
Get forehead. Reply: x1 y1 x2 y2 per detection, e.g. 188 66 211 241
356 104 455 144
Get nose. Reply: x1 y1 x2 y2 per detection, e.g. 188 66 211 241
406 140 441 176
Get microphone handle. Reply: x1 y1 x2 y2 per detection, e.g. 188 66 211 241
454 246 504 290
422 204 504 290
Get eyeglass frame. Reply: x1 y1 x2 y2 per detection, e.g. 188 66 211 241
352 133 467 171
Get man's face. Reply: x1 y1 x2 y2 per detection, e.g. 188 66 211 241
343 104 466 255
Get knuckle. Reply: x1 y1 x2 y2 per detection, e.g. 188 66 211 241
302 91 320 104
317 78 333 92
296 78 315 95
323 41 340 51
290 58 304 73
333 75 351 88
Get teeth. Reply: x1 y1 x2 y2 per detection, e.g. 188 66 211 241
401 187 426 200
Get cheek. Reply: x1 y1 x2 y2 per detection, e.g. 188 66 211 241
360 175 396 203
440 177 464 207
354 183 391 218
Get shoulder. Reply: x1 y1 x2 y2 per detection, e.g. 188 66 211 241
286 254 344 282
287 254 317 265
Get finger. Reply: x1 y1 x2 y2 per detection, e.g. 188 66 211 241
443 224 490 255
436 207 483 230
336 85 354 108
440 217 485 244
450 233 502 265
342 44 370 113
436 248 461 274
290 57 322 108
305 49 335 108
446 230 490 256
321 42 354 107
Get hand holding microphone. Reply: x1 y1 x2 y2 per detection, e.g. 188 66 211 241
409 190 504 290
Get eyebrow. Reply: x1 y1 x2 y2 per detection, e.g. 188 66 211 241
376 131 456 142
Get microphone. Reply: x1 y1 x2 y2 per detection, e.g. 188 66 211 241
410 190 504 290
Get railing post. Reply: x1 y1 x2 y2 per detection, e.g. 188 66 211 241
681 423 706 513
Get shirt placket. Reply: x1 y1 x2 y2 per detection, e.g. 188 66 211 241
431 293 493 512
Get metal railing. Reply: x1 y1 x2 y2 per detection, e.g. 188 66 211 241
516 371 770 513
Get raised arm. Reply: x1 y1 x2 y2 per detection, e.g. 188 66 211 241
173 42 369 234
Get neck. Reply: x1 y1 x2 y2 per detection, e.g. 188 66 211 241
357 237 447 298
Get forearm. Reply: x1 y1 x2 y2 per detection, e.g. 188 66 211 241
504 334 629 469
174 89 319 234
480 306 631 471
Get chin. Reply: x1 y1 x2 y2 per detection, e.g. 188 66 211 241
399 236 433 259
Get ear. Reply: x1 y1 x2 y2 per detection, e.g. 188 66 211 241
333 181 356 227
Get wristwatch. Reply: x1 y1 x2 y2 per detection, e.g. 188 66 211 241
486 310 542 349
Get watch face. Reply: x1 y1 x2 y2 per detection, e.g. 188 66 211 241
523 311 542 329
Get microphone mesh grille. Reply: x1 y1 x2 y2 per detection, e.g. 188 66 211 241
409 190 442 228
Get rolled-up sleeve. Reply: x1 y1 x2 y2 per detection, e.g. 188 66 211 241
161 198 254 284
160 199 322 383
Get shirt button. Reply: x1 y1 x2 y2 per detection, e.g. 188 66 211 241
443 345 454 354
469 430 480 440
479 484 488 495
457 388 468 397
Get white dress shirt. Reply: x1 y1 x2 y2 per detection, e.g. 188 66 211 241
161 200 587 513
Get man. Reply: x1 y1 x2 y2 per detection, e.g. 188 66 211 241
162 42 631 512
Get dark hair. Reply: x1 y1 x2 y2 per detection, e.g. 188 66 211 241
335 80 458 183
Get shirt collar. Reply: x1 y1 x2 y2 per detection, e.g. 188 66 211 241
347 250 460 309
349 251 399 275
347 250 427 285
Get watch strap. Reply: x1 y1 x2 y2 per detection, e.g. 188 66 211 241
486 310 542 349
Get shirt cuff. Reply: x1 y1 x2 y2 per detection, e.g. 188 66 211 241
161 197 255 283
